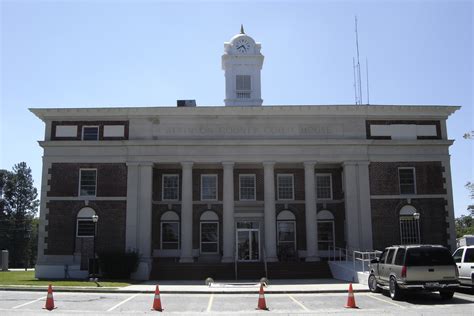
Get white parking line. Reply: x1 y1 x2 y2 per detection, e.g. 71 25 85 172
106 293 140 312
206 293 214 312
287 294 310 311
11 296 46 309
455 292 474 302
365 293 406 308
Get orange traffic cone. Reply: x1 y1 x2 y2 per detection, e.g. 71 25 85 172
256 283 269 310
43 284 56 310
151 285 163 311
345 283 359 309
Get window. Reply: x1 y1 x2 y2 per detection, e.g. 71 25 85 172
386 249 396 264
236 75 251 99
399 205 421 245
405 247 454 266
76 207 97 237
453 248 464 263
316 174 332 200
161 222 180 249
317 210 335 251
277 174 294 200
394 248 406 265
201 174 217 201
399 167 416 194
464 249 474 263
162 174 179 201
239 174 256 201
379 250 388 264
82 126 99 140
79 169 97 197
277 221 296 256
201 222 219 253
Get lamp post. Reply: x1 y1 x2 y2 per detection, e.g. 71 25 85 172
413 212 420 244
91 214 99 282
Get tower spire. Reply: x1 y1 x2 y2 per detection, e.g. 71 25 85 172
240 24 245 34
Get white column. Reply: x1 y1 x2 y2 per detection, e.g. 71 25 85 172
222 162 235 263
263 161 278 262
343 161 373 251
180 161 194 263
304 161 319 261
127 162 153 280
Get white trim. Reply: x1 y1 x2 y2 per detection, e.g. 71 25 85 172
277 210 296 221
161 210 179 221
200 221 219 254
77 207 96 218
81 125 99 140
160 221 180 250
315 173 333 200
277 174 294 201
200 210 219 221
162 174 179 201
398 167 417 195
370 194 446 199
78 168 97 197
317 210 335 220
239 174 256 201
200 174 218 201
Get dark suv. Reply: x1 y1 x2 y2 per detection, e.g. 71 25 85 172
368 245 459 300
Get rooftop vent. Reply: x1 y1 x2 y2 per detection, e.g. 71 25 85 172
177 100 196 107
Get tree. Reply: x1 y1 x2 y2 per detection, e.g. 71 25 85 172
455 215 474 238
2 162 39 267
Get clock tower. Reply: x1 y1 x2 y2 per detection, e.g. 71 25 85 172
222 26 264 106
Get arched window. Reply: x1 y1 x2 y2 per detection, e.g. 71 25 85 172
76 207 96 237
399 205 421 244
317 210 335 251
277 210 296 259
200 210 219 254
161 211 180 249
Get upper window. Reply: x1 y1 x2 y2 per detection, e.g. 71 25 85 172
162 174 179 201
399 167 416 194
316 174 332 200
239 174 256 201
82 126 99 140
236 75 251 99
277 174 294 200
201 174 217 201
79 169 97 196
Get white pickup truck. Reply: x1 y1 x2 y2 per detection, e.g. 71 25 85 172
453 245 474 287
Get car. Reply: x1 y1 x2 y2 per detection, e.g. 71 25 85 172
453 245 474 287
368 245 459 300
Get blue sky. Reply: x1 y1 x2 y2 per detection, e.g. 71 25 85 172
1 0 472 216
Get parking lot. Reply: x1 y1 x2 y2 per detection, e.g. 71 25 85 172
1 289 473 315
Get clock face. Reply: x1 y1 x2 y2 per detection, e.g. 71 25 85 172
235 38 251 53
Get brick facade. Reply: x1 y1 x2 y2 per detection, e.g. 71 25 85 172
369 161 445 195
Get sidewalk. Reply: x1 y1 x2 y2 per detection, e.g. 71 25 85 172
0 278 368 294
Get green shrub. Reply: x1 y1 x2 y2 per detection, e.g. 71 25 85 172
98 251 139 279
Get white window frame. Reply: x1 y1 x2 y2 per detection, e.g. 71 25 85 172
76 219 96 237
277 220 297 251
201 174 218 201
162 174 179 201
81 125 99 141
161 221 180 250
317 220 336 251
315 173 333 200
277 174 294 201
239 174 256 201
78 168 97 197
398 167 417 195
200 221 219 254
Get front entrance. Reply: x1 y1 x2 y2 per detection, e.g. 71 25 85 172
236 228 260 261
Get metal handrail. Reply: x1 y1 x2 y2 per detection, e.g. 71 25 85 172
327 246 349 261
353 250 382 273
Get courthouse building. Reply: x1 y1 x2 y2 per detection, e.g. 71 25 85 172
32 29 459 280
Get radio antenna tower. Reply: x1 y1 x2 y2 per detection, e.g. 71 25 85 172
352 16 370 105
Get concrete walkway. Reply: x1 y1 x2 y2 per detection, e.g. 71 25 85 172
0 279 367 294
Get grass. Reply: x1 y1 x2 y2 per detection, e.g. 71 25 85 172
0 271 133 287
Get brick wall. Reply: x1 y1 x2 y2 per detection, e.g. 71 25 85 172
371 198 447 250
48 163 127 197
369 162 445 195
45 200 126 255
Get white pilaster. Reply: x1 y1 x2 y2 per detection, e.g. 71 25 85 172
304 161 319 261
221 162 235 263
263 161 278 262
128 162 153 280
343 161 373 251
180 161 194 263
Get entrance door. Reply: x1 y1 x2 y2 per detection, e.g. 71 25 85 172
236 229 260 261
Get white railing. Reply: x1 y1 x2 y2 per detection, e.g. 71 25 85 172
236 91 251 99
327 246 350 261
353 250 382 273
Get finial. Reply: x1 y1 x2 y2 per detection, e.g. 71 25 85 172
240 24 245 34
